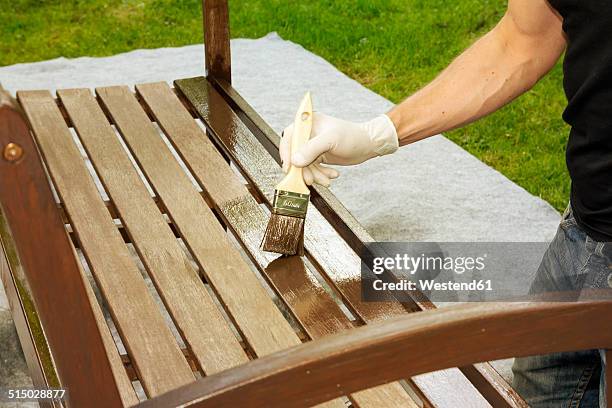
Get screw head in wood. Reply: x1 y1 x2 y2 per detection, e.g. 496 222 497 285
3 142 24 162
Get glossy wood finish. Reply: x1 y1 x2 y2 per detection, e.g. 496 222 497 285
0 89 123 407
135 84 333 332
212 76 526 408
136 81 418 408
176 77 408 319
138 301 612 408
263 258 417 408
60 87 249 375
18 90 195 397
176 76 501 407
204 0 231 83
212 78 375 250
213 77 433 312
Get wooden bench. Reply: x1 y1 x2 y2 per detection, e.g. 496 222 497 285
1 1 610 406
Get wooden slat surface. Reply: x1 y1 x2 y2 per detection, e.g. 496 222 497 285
96 85 299 354
266 259 418 408
82 256 140 407
136 83 343 339
96 85 344 408
212 78 381 251
136 81 418 408
215 77 526 408
57 88 249 376
0 89 124 407
176 76 498 408
175 77 407 322
18 90 195 398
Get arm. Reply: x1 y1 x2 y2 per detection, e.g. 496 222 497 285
280 0 566 185
389 0 566 145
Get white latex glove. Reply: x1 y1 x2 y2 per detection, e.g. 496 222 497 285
280 112 399 186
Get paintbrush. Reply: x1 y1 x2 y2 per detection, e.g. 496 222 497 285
261 92 313 256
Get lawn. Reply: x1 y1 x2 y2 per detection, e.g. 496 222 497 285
1 0 569 211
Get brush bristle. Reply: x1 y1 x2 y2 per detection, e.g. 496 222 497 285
261 214 305 255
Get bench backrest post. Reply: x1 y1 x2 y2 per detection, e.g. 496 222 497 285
203 0 231 83
0 86 122 407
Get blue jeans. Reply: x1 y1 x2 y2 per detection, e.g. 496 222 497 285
512 206 610 407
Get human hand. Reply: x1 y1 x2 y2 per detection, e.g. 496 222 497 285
280 112 398 186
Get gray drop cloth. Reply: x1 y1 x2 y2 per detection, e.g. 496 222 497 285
0 32 560 242
0 32 561 400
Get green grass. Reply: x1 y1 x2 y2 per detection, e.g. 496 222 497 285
1 0 569 211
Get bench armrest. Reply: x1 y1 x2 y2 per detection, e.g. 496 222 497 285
138 300 612 408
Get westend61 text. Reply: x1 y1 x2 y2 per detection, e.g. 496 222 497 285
373 279 493 292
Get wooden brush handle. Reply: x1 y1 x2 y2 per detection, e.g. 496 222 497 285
277 92 312 194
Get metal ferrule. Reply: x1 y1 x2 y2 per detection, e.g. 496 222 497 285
272 190 310 218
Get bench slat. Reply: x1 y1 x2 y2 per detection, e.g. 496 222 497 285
96 85 345 408
18 90 195 398
264 259 419 408
83 257 140 406
136 81 418 408
176 76 498 407
135 83 342 337
2 91 125 407
95 85 299 353
58 88 250 376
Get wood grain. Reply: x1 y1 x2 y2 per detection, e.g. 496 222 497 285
0 90 122 406
214 77 528 408
58 88 249 376
136 81 418 408
203 0 231 83
137 301 612 408
98 85 346 408
95 86 296 354
18 90 194 398
175 77 407 320
265 260 418 407
211 78 377 250
136 82 343 337
176 76 501 407
81 251 140 407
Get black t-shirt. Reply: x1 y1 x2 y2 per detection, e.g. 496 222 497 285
548 0 612 241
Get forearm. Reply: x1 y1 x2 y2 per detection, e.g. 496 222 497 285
281 0 566 186
388 10 565 145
